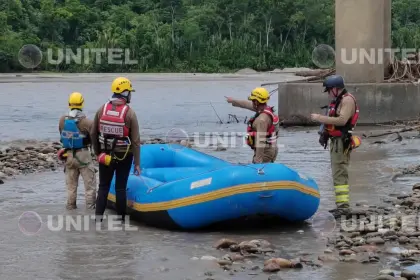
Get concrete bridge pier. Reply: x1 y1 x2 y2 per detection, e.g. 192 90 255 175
278 0 420 125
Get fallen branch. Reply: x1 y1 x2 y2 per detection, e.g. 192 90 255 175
362 126 420 138
295 69 333 77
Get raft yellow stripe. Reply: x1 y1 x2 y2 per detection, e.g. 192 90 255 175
107 181 320 212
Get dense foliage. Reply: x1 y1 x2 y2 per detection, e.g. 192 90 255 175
0 0 418 73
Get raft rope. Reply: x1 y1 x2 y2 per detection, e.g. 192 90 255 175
234 163 267 175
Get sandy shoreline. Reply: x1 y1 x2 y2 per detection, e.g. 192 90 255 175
0 68 312 83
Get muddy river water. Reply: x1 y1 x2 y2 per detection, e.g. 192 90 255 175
0 73 419 280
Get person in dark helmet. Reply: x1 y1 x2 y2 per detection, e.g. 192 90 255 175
310 75 360 218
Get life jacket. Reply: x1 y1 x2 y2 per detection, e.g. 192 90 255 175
60 118 88 149
246 106 280 149
325 91 359 138
98 101 131 150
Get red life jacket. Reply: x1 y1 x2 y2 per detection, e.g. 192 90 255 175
326 92 359 137
98 101 131 148
246 106 279 149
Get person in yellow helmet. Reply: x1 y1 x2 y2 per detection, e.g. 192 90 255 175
58 92 96 210
90 77 141 223
226 87 280 163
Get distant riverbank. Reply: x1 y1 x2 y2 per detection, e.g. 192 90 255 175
0 67 312 82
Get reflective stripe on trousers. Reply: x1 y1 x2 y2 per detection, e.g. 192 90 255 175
334 184 349 204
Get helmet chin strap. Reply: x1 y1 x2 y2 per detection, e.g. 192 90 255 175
110 91 131 103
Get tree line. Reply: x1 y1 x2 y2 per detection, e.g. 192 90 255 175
0 0 419 73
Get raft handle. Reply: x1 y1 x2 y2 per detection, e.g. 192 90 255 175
257 169 265 175
259 194 273 198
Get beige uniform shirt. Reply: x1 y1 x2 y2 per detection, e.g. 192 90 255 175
90 104 141 167
231 99 277 163
318 95 356 126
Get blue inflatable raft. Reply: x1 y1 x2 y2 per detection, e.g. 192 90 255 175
107 144 320 230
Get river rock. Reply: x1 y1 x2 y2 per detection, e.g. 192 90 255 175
318 254 339 262
230 254 244 262
339 249 355 255
375 276 397 280
264 258 293 269
406 232 420 237
400 270 416 280
413 183 420 191
268 274 283 280
350 232 361 238
367 237 385 245
398 236 410 244
217 259 232 266
352 245 379 253
342 254 358 262
263 262 281 273
40 147 55 154
379 269 395 276
238 241 259 253
249 239 272 248
201 256 217 261
229 244 240 252
215 238 237 249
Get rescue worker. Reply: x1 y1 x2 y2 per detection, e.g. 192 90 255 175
90 77 141 223
58 92 96 210
226 87 280 163
310 75 360 217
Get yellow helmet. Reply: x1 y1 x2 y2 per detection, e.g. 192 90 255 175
111 77 135 94
68 92 84 109
248 87 270 103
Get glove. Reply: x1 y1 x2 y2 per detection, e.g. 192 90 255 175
57 148 67 161
318 131 329 149
343 135 352 155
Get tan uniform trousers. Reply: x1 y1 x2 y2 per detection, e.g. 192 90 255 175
252 145 279 163
65 148 97 210
330 137 351 208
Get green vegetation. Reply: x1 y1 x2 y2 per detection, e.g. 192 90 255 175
0 0 418 73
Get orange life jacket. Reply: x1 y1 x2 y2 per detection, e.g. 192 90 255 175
98 101 131 149
246 106 280 149
325 92 359 137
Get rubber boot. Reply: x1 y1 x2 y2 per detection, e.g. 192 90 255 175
66 202 77 210
329 203 350 219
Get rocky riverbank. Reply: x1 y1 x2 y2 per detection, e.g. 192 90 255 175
0 138 197 184
194 183 420 280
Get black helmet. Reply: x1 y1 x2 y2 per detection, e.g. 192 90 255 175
323 75 345 92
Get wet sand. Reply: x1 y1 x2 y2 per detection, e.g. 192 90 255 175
1 74 419 279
